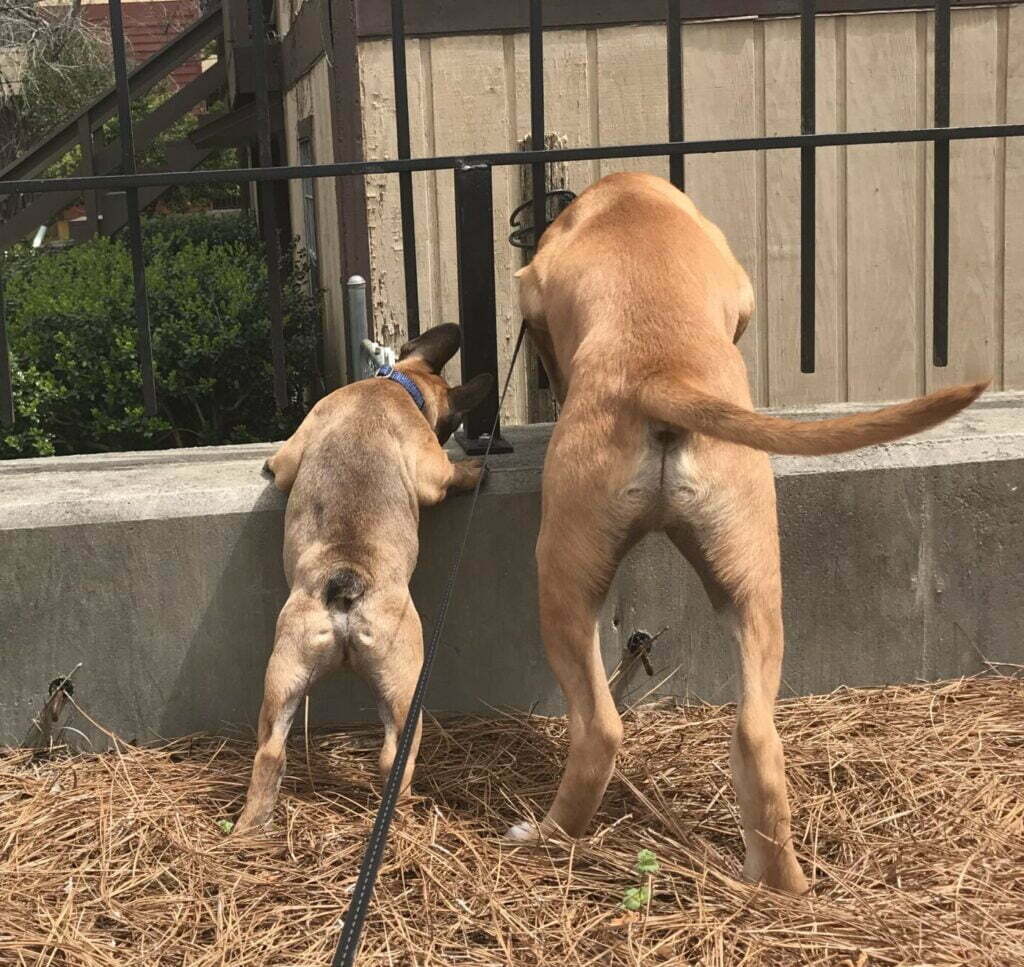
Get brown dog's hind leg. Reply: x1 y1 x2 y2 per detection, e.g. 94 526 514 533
235 591 335 832
508 432 624 842
667 467 808 894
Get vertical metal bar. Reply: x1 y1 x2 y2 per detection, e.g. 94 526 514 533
78 116 99 238
530 0 546 250
392 0 420 337
933 0 951 367
454 164 511 455
667 0 685 190
800 0 816 374
0 253 12 427
250 0 288 407
109 0 157 415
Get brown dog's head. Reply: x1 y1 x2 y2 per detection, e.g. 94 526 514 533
396 324 494 444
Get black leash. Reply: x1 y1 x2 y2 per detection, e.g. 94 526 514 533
331 320 528 966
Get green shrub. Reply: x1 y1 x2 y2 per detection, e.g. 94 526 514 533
1 213 321 459
142 211 258 255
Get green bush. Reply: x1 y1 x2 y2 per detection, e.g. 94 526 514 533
1 214 321 459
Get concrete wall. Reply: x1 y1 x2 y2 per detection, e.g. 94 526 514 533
2 394 1022 747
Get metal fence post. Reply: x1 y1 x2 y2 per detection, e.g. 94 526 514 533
933 0 951 367
392 0 421 338
800 0 816 374
0 253 12 427
249 0 288 408
109 0 157 415
453 163 512 455
667 0 685 191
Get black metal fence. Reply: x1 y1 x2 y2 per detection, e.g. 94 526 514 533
1 0 1023 449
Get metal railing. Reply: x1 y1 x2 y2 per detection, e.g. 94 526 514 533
1 0 1023 447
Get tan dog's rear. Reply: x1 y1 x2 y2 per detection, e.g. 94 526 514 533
514 172 986 892
235 325 491 832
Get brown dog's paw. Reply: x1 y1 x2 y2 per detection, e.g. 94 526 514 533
504 820 542 844
261 459 275 479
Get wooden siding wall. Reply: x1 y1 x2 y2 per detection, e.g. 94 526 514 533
357 7 1023 421
281 58 349 384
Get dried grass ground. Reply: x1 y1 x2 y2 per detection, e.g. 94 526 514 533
2 675 1023 966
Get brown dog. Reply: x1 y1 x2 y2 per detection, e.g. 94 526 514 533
235 324 492 832
512 172 987 892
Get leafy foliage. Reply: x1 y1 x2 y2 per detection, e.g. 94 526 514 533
1 213 321 459
0 1 112 172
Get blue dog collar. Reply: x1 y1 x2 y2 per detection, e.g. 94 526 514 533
374 365 426 412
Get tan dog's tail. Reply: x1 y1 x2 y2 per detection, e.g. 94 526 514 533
638 378 987 456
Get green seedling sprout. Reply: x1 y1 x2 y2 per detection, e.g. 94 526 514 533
635 848 660 876
216 819 234 834
620 848 659 913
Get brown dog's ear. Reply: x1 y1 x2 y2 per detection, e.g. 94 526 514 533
448 373 494 415
398 323 462 374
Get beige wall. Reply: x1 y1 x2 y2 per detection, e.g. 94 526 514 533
277 0 348 385
355 6 1024 420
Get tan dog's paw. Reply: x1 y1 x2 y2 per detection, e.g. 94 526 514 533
451 458 487 492
504 820 542 843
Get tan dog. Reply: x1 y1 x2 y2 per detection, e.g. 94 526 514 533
513 172 987 893
235 324 492 832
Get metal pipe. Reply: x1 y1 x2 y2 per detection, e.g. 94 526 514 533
346 275 369 382
529 0 546 250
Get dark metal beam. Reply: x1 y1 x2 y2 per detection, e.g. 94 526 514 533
352 0 1009 39
5 123 1023 196
454 164 511 454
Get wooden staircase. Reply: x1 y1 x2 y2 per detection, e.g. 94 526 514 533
0 0 284 249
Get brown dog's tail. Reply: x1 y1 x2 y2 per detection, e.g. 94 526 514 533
638 377 987 456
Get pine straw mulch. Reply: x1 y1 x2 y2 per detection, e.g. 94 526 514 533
2 675 1023 966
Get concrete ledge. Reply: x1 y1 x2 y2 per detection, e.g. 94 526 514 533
2 393 1022 746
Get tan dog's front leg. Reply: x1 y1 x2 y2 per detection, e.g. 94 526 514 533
235 591 335 832
416 447 485 505
447 458 485 493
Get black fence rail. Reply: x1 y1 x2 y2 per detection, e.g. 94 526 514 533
2 0 1023 449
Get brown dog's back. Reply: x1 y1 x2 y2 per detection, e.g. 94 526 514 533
524 171 986 454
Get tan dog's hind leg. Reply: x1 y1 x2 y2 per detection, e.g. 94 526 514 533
235 591 335 831
349 590 425 797
508 422 624 842
667 454 808 894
